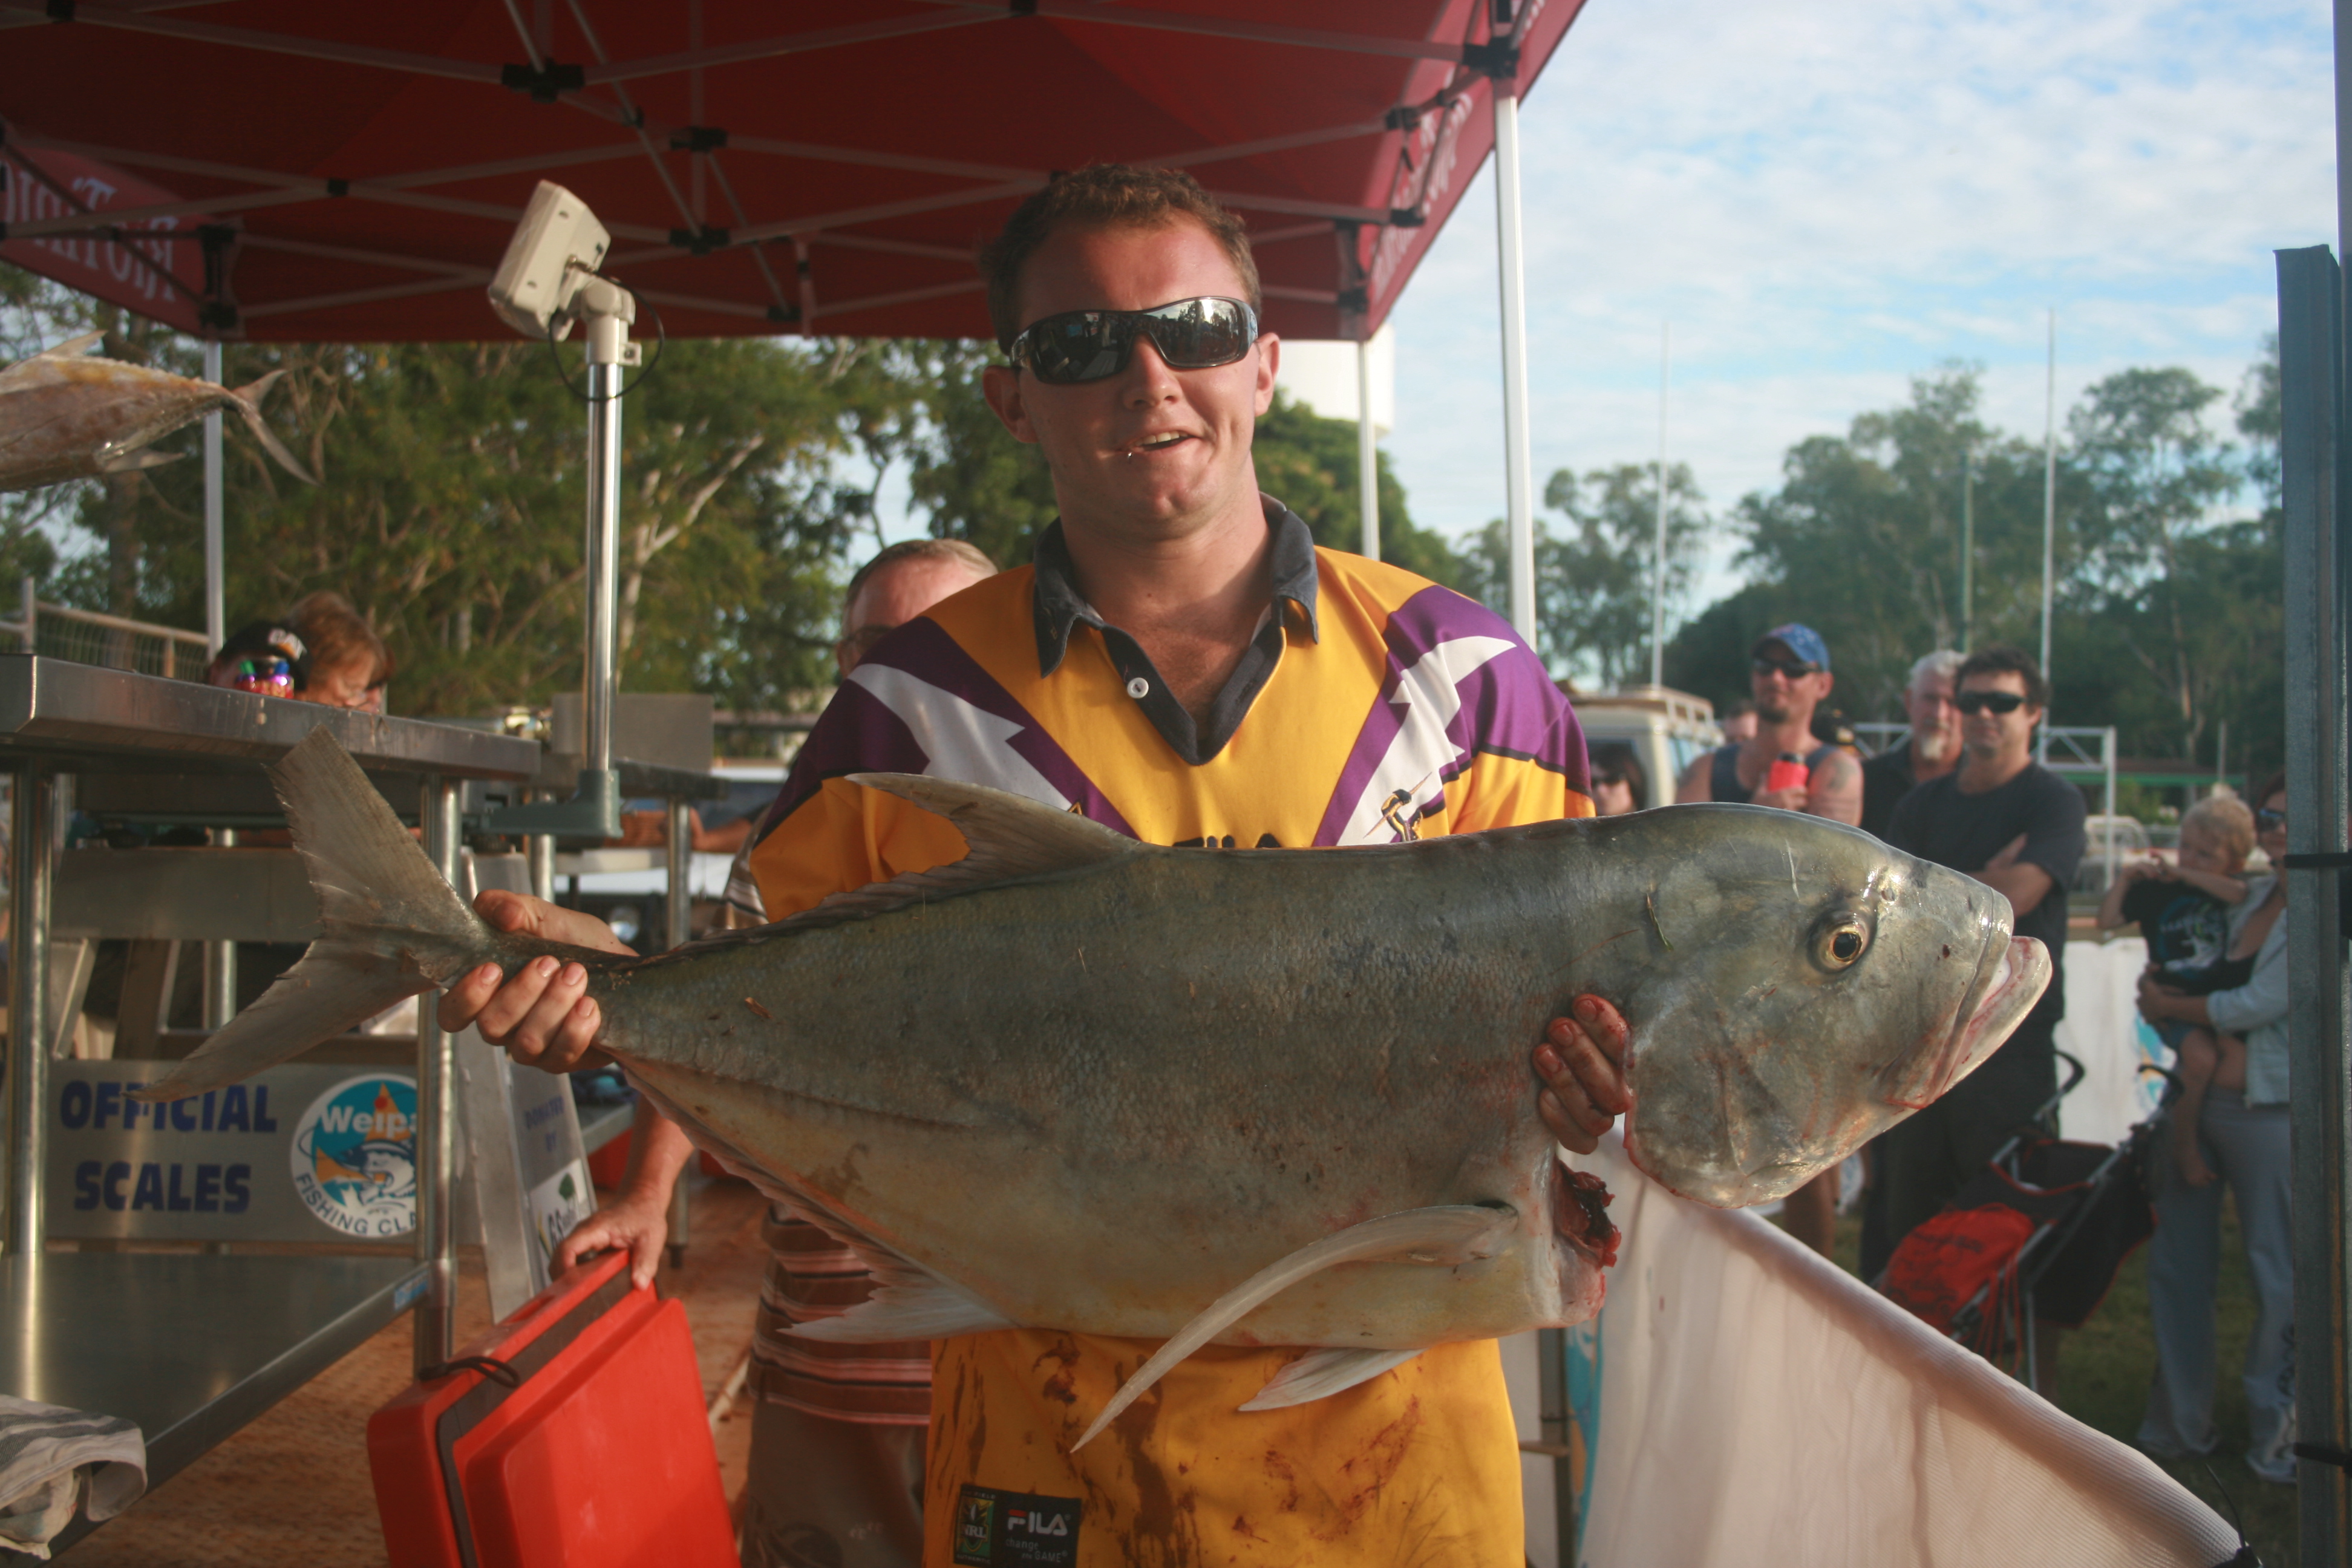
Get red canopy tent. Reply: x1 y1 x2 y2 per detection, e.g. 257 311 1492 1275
0 4 1592 1513
0 1 1586 346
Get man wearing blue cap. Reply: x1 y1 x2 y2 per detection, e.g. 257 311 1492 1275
1674 624 1861 822
1674 623 1861 1254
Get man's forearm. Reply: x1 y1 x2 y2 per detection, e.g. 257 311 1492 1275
618 1099 696 1206
1976 864 2055 924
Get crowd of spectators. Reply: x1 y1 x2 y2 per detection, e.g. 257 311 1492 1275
1674 624 2293 1486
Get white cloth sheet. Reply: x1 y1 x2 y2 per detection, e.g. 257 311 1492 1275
2053 937 2171 1148
1567 1131 2238 1568
0 1396 145 1558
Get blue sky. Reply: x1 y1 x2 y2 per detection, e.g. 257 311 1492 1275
1378 0 2334 614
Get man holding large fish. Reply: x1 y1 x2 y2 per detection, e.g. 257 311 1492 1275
143 166 2049 1566
439 165 1635 1564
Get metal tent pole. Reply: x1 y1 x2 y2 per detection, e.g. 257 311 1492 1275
1356 338 1379 561
1959 448 1975 653
584 341 624 791
2040 310 2057 683
2281 238 2352 1558
6 765 54 1257
1492 79 1537 648
202 340 226 657
1650 322 1670 688
413 778 461 1374
202 339 235 1026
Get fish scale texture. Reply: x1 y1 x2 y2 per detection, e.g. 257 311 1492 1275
597 799 2034 1353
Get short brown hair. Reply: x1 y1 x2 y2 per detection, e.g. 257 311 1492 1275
979 166 1261 352
842 539 997 630
1956 644 2050 710
2180 794 2256 863
286 590 393 688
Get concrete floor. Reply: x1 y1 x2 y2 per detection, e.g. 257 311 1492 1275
65 1173 771 1567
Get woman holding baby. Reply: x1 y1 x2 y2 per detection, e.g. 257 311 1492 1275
2122 776 2294 1485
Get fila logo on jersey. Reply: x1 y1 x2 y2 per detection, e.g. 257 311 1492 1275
953 1485 1080 1565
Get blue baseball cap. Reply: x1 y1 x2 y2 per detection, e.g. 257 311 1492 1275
1753 623 1830 672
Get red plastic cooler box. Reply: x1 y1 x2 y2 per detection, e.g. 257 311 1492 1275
367 1251 736 1568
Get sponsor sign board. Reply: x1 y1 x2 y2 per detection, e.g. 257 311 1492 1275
47 1060 415 1243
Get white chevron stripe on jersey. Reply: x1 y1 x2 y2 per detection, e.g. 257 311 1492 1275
846 661 1072 810
1334 635 1517 845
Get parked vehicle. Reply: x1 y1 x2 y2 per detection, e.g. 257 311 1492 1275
1566 685 1724 812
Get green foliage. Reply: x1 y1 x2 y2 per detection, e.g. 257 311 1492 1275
902 342 1057 570
4 262 899 716
1461 462 1710 688
1718 365 2075 719
1249 390 1463 589
1667 351 2282 782
1662 581 1788 713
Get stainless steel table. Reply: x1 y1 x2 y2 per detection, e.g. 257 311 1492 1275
0 657 539 1543
7 1253 426 1552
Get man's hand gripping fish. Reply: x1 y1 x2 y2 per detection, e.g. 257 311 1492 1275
136 732 2048 1446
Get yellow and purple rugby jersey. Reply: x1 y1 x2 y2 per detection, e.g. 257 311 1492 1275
745 502 1590 1567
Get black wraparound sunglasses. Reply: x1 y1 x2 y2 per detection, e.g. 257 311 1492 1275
1008 296 1259 385
1955 690 2028 715
2256 806 2287 829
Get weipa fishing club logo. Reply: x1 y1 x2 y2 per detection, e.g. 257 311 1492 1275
289 1075 418 1238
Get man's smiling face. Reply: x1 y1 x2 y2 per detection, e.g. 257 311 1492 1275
982 218 1278 546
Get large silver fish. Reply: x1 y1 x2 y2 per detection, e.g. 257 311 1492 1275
0 332 317 492
140 731 2048 1440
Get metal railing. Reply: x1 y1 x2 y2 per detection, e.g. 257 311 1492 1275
0 578 209 682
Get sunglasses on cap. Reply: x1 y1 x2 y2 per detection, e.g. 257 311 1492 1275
1008 296 1259 385
1751 656 1819 679
1955 690 2028 715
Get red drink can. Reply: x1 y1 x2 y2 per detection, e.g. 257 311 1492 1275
1766 753 1809 794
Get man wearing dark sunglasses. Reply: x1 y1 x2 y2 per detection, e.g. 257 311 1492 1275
442 165 1627 1566
1867 645 2087 1299
1673 623 1862 826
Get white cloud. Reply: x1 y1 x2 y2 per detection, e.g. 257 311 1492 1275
1380 0 2331 616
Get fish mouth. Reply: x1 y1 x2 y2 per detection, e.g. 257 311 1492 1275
1880 935 2051 1110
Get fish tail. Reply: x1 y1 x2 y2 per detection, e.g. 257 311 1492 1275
133 731 512 1102
229 368 318 485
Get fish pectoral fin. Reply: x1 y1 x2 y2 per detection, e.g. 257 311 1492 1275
786 1276 1015 1342
95 448 183 474
1071 1203 1514 1452
1240 1348 1426 1412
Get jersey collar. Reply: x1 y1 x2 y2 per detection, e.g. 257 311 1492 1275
1030 495 1321 678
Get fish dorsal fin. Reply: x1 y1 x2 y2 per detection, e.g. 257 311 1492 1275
28 332 103 364
848 772 1138 880
1071 1203 1516 1451
753 773 1144 937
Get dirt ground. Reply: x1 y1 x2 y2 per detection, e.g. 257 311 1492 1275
64 1172 769 1567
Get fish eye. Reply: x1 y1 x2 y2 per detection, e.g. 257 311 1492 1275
1813 913 1870 972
